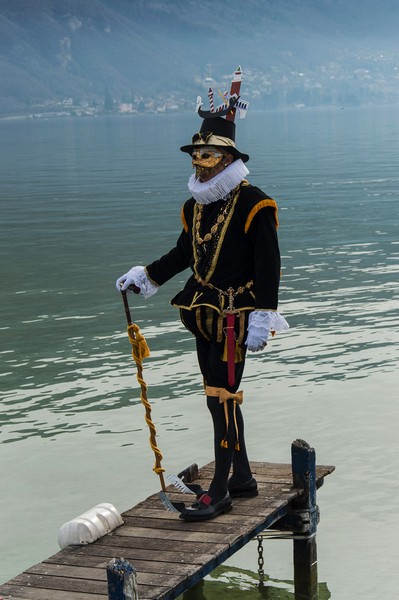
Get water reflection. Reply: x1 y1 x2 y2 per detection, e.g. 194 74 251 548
179 565 331 599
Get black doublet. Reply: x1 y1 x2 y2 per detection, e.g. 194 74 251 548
146 182 280 314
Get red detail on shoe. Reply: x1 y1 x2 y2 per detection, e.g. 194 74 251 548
198 493 212 506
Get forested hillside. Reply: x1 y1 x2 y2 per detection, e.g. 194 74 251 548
1 0 399 115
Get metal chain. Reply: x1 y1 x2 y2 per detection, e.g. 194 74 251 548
257 535 265 584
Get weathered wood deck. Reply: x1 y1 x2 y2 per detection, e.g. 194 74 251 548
0 458 334 600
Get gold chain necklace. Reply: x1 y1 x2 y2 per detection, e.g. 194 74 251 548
195 186 238 245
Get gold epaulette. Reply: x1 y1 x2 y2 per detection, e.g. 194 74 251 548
244 199 279 233
181 205 188 232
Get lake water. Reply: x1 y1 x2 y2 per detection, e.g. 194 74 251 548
0 107 398 599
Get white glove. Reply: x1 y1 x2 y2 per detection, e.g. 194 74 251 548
245 311 271 352
245 310 290 352
116 266 158 299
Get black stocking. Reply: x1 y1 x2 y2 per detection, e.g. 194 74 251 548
206 395 240 502
228 403 253 488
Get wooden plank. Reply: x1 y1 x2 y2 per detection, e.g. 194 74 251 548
26 563 106 581
0 584 108 600
94 534 226 554
111 525 231 543
53 541 224 565
4 572 178 596
3 573 107 595
197 463 334 485
0 581 155 600
121 513 262 534
198 461 334 477
16 566 183 588
133 483 298 515
124 483 296 510
44 552 198 576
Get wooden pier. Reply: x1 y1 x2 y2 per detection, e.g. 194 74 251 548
0 440 334 600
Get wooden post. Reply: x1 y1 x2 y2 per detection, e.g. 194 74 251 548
293 536 318 600
291 439 318 600
177 462 199 483
107 558 138 600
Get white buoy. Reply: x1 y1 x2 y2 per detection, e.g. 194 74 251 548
57 502 123 549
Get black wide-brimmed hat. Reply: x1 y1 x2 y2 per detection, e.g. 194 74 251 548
180 115 249 163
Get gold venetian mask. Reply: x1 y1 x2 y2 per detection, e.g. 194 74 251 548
191 146 224 169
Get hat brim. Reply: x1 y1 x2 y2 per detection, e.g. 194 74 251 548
180 144 249 163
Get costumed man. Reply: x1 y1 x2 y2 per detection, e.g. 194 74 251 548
116 98 289 522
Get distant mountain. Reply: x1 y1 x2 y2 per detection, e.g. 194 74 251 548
1 0 399 115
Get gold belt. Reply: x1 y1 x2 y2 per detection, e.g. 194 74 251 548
194 274 253 311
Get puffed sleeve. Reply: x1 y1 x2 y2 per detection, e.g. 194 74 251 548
244 198 280 310
145 201 193 286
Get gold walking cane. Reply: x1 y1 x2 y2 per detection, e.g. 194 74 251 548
120 289 185 513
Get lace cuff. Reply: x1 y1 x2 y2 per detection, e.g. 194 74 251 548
138 267 159 298
248 310 290 333
125 266 158 299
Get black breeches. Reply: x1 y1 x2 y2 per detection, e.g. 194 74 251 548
179 306 248 392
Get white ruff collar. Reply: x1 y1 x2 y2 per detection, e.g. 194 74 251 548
187 159 250 205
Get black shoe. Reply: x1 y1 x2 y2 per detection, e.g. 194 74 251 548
186 478 258 499
228 477 258 498
179 493 232 522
